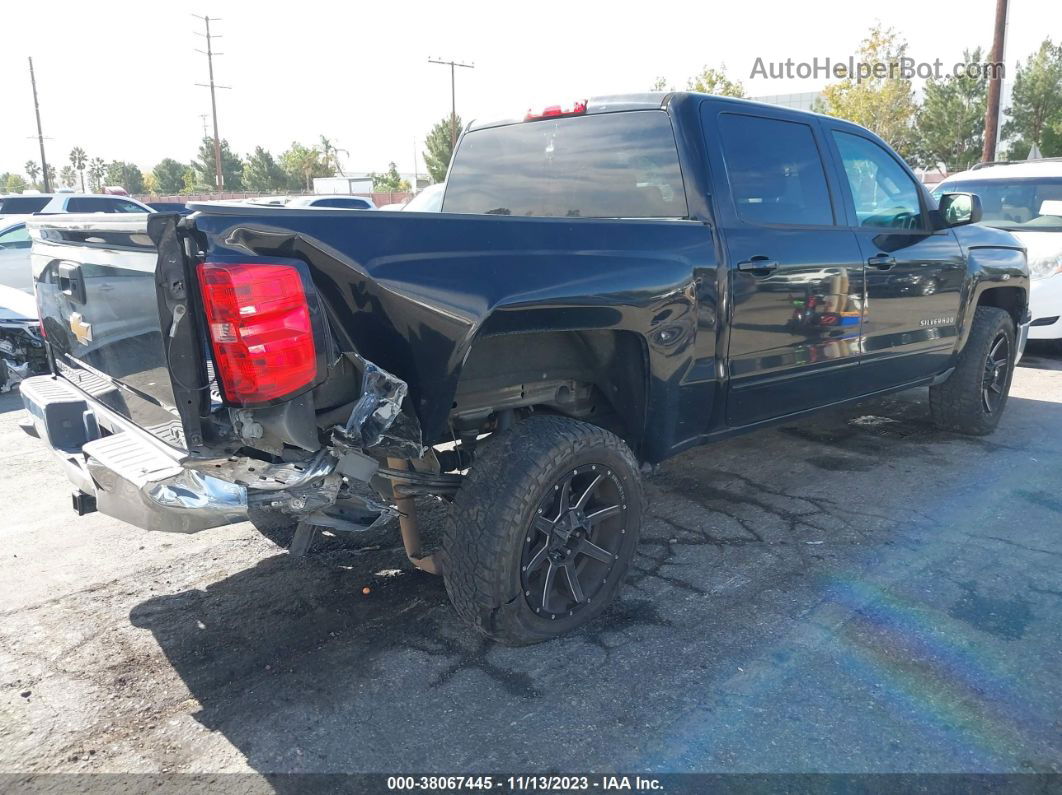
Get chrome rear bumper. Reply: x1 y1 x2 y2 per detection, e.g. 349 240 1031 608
21 375 249 533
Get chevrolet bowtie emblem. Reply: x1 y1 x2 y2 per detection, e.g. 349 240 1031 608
69 312 92 345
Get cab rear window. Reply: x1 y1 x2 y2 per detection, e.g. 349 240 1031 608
444 111 688 219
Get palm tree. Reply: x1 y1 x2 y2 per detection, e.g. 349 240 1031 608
88 158 106 192
60 166 77 189
319 135 345 175
25 160 41 187
70 147 88 192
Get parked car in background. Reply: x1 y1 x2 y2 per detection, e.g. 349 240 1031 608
934 160 1062 350
403 182 445 212
245 196 291 207
0 222 51 389
0 283 45 392
0 222 33 293
0 193 154 223
286 195 376 210
380 184 445 211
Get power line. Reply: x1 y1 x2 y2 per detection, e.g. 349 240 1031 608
193 14 231 190
28 57 51 193
428 57 474 151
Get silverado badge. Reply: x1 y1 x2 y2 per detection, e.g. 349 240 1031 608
69 312 92 345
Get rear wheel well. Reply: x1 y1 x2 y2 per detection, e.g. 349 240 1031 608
976 285 1025 328
449 330 648 454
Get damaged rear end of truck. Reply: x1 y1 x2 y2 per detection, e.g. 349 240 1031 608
21 209 450 570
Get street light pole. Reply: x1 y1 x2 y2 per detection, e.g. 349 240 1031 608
428 57 474 151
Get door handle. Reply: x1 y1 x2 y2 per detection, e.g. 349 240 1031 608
737 257 779 274
57 262 87 303
868 255 897 270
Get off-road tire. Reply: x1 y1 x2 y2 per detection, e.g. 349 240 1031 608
930 306 1015 435
442 415 644 645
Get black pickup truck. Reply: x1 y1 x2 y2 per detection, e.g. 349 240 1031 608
20 93 1030 644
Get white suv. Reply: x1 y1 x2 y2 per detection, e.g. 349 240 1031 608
934 160 1062 349
0 193 154 224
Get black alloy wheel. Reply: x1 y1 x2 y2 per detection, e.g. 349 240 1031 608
520 465 627 619
981 330 1010 415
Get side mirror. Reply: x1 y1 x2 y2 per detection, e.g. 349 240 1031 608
938 192 982 227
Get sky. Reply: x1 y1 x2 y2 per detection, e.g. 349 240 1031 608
2 0 1060 181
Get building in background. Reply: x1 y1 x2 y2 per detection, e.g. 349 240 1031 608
313 175 374 195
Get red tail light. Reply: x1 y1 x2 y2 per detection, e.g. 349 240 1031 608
524 100 588 121
197 261 318 405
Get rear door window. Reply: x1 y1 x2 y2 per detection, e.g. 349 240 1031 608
66 197 116 213
716 113 835 226
444 110 688 218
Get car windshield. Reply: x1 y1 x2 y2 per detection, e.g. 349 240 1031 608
933 177 1062 232
0 196 50 214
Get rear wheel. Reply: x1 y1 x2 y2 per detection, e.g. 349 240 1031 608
930 306 1015 435
442 415 644 645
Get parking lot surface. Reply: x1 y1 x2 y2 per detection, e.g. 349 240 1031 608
1 349 1060 776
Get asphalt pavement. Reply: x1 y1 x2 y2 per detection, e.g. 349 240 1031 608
1 346 1060 776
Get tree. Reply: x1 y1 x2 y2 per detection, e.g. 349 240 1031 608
1002 38 1062 157
687 65 746 97
104 161 145 194
815 25 919 160
25 160 41 187
43 164 56 190
912 48 987 172
181 167 198 194
2 174 28 193
153 158 188 194
192 137 245 191
650 66 744 96
242 146 289 192
280 142 330 191
319 135 345 175
59 166 78 189
69 146 87 192
370 161 411 192
423 115 462 184
142 172 159 194
88 158 106 192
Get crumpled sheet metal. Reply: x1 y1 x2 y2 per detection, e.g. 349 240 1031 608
335 360 424 459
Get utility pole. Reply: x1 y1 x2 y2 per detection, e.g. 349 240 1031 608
194 14 230 190
981 0 1009 163
28 57 51 193
428 57 474 151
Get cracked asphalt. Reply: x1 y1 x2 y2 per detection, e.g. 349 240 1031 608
1 346 1060 776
